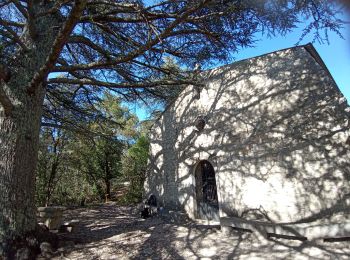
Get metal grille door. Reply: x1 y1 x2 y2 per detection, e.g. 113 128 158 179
195 161 219 220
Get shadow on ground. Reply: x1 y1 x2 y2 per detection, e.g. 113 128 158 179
54 204 350 260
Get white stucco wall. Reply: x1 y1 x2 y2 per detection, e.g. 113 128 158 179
145 45 350 224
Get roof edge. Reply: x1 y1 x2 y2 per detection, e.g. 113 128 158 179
147 43 341 131
203 43 319 76
303 43 338 87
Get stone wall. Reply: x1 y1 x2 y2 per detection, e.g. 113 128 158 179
145 45 350 224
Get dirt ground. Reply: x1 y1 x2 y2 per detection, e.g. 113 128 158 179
51 203 350 260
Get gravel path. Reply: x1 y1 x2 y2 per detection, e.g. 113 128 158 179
51 203 349 260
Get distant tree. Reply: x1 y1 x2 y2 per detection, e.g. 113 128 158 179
36 93 138 205
0 0 345 257
78 135 124 201
36 126 69 207
122 135 150 203
36 126 98 206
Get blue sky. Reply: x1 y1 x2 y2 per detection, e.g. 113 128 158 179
134 7 350 121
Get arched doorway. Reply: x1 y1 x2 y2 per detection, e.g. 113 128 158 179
194 160 219 220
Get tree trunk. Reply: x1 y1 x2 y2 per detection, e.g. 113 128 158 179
105 180 111 203
105 155 111 203
0 87 45 257
45 160 59 207
0 3 63 257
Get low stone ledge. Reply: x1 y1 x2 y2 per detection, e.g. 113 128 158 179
37 207 66 230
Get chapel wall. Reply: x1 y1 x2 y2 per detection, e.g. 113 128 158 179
145 46 350 223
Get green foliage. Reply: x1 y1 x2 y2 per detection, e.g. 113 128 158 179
35 127 102 206
154 57 186 103
121 135 150 204
35 127 70 206
35 94 146 206
77 136 124 200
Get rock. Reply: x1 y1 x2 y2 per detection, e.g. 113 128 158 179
40 242 53 253
40 242 53 258
1 233 41 260
35 224 58 249
59 219 80 233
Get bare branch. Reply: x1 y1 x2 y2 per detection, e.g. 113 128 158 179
27 0 87 94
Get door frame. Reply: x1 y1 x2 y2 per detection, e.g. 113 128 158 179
193 159 219 220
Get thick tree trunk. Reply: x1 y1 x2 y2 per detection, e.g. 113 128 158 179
0 87 45 257
0 1 85 257
0 4 63 258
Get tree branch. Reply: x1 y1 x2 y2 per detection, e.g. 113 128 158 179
86 1 137 9
27 0 87 94
79 13 175 24
54 1 210 73
41 122 72 131
0 19 28 51
68 35 113 58
11 0 29 18
26 0 38 39
47 77 195 89
0 18 24 28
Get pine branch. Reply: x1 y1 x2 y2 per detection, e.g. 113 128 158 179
27 0 87 94
54 1 211 73
47 77 195 89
